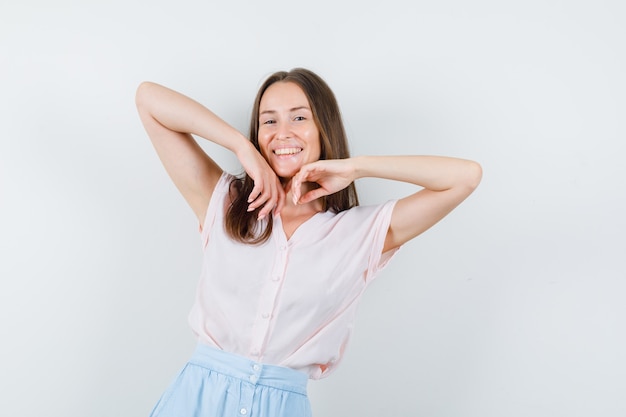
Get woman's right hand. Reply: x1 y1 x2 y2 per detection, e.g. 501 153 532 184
236 143 285 220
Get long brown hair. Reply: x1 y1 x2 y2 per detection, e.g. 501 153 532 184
225 68 359 244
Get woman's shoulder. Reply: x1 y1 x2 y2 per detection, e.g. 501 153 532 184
319 200 397 229
336 199 397 217
212 171 238 195
206 172 238 217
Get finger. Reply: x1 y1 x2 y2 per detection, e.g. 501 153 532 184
248 180 262 204
290 169 310 205
248 192 265 212
257 179 278 220
291 179 300 205
274 181 286 216
248 182 271 212
296 163 318 181
298 187 328 205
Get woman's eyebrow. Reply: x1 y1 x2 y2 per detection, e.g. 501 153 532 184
289 106 311 112
260 105 311 115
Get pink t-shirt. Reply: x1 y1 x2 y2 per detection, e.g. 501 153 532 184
188 172 400 379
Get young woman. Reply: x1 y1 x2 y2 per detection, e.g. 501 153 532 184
135 68 482 417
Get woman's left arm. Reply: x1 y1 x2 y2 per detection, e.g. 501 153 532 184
292 155 482 252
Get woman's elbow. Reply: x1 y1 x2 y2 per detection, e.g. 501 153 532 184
135 81 157 110
464 160 483 191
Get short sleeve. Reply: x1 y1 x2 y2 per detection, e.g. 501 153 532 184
364 199 401 282
199 172 234 248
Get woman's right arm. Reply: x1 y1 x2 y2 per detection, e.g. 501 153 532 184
135 82 284 223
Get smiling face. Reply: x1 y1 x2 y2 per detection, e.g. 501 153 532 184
257 81 321 180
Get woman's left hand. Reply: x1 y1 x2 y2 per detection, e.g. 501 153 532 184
291 159 356 205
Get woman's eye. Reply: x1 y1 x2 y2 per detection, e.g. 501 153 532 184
262 119 275 125
294 116 305 121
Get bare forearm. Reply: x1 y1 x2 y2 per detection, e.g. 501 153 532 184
352 155 482 192
135 81 251 155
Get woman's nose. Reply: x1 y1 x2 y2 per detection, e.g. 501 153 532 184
276 121 292 139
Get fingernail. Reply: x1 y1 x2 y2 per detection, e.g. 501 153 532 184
247 206 254 212
258 213 265 220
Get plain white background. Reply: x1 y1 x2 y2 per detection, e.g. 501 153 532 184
1 0 625 416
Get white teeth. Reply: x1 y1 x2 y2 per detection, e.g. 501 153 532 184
274 147 302 156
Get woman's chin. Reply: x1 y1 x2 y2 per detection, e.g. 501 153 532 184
270 163 301 179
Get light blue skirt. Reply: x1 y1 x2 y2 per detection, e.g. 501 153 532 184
149 344 312 417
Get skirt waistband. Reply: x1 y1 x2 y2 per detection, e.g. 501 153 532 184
189 344 308 395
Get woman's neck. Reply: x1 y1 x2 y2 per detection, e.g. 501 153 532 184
281 180 323 217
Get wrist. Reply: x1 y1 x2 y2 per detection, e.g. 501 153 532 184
231 135 255 157
351 155 369 180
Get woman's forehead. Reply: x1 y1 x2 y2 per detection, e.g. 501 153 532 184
260 81 311 112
